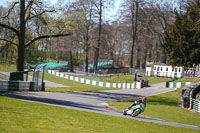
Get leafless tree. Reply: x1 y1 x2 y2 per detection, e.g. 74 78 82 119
68 0 97 72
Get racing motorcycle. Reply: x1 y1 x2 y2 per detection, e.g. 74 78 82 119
123 103 146 117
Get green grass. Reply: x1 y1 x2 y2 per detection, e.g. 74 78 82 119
87 74 171 84
43 73 121 92
99 74 135 83
109 89 200 127
147 77 171 85
0 64 16 72
0 95 199 133
74 73 136 83
47 71 171 84
175 77 200 82
100 75 171 85
42 73 172 92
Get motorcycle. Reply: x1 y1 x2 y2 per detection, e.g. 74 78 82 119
123 103 146 117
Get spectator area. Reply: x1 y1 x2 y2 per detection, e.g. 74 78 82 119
89 61 113 68
28 62 68 69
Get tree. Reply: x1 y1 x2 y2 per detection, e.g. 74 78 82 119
130 0 139 73
119 0 144 72
69 0 96 72
0 0 72 72
79 0 94 72
93 0 103 72
91 0 113 72
150 2 174 64
163 0 200 67
0 5 17 64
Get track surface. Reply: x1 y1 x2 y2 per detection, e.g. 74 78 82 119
4 83 200 130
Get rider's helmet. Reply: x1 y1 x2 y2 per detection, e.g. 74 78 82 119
142 97 147 103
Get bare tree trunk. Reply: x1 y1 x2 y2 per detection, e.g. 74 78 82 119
85 4 93 73
163 50 167 64
17 0 25 72
70 51 73 72
155 42 159 62
85 25 90 72
94 0 102 72
142 47 148 69
136 44 140 69
85 46 89 72
94 49 98 72
130 1 138 74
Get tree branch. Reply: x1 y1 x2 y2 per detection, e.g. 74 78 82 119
1 2 19 18
0 22 19 35
0 38 18 46
25 33 72 48
29 9 55 20
24 0 34 22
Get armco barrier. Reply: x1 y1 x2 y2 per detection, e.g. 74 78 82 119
166 82 197 88
47 70 142 89
190 98 200 112
166 81 200 113
0 80 33 91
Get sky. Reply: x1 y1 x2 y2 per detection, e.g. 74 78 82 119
0 0 122 19
0 0 178 20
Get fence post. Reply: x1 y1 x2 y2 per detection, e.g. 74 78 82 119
199 101 200 113
189 91 193 110
41 65 46 91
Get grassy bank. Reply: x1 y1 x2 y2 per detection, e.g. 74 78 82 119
109 89 200 127
0 95 199 133
175 77 200 82
0 64 16 72
43 73 122 92
43 73 172 91
147 77 171 85
75 73 171 85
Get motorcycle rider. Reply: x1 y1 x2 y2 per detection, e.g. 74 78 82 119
128 97 147 110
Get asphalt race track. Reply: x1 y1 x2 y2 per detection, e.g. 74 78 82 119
4 83 200 130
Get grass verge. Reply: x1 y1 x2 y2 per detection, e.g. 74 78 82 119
0 64 16 72
175 77 200 82
98 74 135 83
43 73 122 92
147 77 171 85
43 73 172 91
109 89 200 127
0 94 199 133
60 72 171 85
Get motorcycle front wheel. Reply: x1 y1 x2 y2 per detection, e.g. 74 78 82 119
123 110 127 115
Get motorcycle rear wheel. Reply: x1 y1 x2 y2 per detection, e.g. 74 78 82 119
131 109 141 117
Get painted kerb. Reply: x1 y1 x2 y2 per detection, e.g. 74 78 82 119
47 70 142 89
